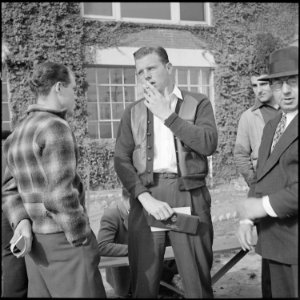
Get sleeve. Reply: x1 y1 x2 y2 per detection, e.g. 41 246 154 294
233 112 256 186
97 208 128 257
114 105 150 199
164 96 218 156
268 141 298 218
39 121 90 245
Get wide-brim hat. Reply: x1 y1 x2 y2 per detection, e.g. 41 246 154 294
258 46 298 81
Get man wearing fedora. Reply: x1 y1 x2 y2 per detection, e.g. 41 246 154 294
237 46 298 298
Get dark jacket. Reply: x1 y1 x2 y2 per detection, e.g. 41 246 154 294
114 89 218 199
97 202 130 296
251 114 298 264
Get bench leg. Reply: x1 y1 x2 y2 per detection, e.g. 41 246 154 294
212 249 249 285
160 280 185 297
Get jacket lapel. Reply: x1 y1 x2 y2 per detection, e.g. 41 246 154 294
257 114 298 180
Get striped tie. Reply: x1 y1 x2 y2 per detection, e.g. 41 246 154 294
271 113 287 152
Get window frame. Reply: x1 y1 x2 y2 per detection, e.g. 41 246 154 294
81 2 211 26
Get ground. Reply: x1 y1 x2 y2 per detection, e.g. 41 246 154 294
88 177 261 298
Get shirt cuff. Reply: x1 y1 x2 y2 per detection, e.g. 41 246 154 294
262 195 277 217
239 219 254 226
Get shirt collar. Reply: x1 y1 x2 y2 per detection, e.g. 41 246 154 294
171 85 183 100
27 104 68 119
251 100 280 112
285 110 298 119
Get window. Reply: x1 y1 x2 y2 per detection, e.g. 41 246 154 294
86 55 214 139
82 2 211 26
1 67 11 131
86 67 136 139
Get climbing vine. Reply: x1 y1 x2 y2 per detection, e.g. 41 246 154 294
2 2 298 188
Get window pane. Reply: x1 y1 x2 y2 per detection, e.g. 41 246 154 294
99 86 110 102
201 69 210 85
190 69 199 85
124 87 135 102
99 122 112 138
112 103 125 119
83 3 112 16
177 69 188 85
100 103 111 119
124 68 135 84
110 68 123 84
121 3 171 20
87 85 97 102
111 86 123 102
88 122 99 139
97 68 109 84
87 103 98 121
2 103 9 121
86 68 96 84
190 87 198 93
180 3 205 21
113 121 120 138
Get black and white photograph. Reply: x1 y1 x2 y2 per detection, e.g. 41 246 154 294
2 2 298 298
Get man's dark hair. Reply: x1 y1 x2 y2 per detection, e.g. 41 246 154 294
29 61 71 97
133 46 169 65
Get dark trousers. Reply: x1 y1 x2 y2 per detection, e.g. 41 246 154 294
265 258 298 298
25 231 106 298
1 213 28 297
262 258 272 298
128 176 214 298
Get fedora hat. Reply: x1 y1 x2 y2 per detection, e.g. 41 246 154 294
258 46 298 81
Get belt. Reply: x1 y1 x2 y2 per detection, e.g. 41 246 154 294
153 172 178 179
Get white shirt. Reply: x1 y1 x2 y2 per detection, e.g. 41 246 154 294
153 86 182 173
263 110 298 217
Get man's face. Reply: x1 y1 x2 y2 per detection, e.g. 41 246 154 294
271 75 298 113
135 53 172 94
250 75 273 103
59 70 76 115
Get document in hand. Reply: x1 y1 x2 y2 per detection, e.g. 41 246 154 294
146 207 200 234
10 235 27 258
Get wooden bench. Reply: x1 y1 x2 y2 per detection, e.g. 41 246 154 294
99 235 249 297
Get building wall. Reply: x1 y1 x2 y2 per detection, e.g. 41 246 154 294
2 2 298 188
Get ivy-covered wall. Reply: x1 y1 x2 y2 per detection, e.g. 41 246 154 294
2 2 298 189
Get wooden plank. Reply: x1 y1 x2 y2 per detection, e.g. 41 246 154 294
211 249 249 285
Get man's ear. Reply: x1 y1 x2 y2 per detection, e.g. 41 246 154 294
55 82 61 93
166 62 173 75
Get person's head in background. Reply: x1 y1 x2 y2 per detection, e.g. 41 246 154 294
133 46 174 95
250 73 277 107
29 61 76 116
258 46 298 113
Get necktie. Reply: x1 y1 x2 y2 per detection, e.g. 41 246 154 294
271 113 287 152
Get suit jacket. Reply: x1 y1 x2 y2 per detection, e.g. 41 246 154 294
252 113 298 265
97 202 130 297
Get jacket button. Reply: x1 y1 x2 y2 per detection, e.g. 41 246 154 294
147 132 151 136
147 120 151 124
147 145 152 149
148 170 151 173
147 157 151 161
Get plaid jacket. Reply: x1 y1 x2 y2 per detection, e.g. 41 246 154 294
2 105 91 245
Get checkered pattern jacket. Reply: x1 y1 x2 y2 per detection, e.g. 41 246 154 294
2 105 91 245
